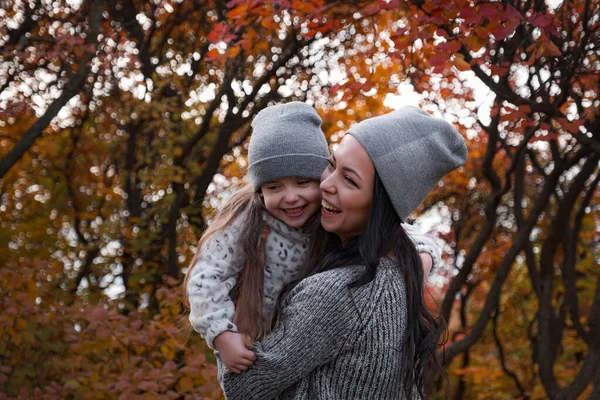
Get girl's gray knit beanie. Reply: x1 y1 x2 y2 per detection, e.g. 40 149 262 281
248 102 330 190
348 106 468 221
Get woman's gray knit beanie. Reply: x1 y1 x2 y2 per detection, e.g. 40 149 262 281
348 106 468 221
248 102 330 190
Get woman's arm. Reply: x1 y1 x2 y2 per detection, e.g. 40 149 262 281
222 269 362 400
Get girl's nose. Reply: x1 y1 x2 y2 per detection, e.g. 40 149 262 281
283 189 299 203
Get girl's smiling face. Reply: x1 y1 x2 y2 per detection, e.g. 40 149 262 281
261 177 322 228
320 134 375 242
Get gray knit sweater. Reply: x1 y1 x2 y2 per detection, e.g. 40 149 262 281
222 258 420 400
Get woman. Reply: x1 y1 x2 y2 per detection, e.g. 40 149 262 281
222 106 468 399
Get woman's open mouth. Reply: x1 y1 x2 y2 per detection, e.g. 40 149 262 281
321 199 341 216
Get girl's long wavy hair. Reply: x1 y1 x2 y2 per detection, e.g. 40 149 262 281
183 181 326 343
274 173 446 398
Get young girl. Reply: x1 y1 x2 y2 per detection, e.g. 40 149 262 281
184 102 441 377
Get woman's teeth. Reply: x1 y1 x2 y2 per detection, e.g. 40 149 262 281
321 200 341 214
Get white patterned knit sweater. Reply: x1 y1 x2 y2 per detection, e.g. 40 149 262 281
187 211 440 349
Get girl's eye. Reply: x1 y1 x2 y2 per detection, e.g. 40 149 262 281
345 176 358 187
266 185 279 191
327 159 334 169
297 180 310 185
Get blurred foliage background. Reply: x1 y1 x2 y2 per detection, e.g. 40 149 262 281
0 0 598 398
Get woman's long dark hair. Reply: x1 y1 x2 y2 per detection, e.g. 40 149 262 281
274 173 446 398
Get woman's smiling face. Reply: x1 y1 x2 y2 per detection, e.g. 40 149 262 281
320 134 375 242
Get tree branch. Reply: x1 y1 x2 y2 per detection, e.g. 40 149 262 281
442 148 572 364
0 0 103 180
492 310 527 397
537 153 600 397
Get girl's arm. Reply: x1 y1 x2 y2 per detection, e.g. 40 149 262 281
401 222 442 276
222 268 363 400
187 222 243 350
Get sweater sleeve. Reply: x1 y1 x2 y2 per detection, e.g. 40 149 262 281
222 269 362 400
402 222 442 275
186 219 244 350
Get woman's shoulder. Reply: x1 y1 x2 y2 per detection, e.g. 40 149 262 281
299 258 400 285
290 265 364 297
282 260 406 327
375 258 406 288
287 258 405 298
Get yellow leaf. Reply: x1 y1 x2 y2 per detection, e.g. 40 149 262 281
16 318 27 330
453 53 471 71
467 35 485 52
133 344 145 355
228 46 241 58
543 40 561 56
160 344 175 360
227 4 247 19
176 376 193 392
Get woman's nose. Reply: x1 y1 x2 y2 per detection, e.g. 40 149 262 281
320 172 336 194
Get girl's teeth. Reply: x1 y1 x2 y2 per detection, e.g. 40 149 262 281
284 206 304 213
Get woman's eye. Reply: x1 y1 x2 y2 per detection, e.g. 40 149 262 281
345 176 358 187
297 180 310 185
327 159 334 169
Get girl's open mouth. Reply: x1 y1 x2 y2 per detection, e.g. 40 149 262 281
282 205 306 218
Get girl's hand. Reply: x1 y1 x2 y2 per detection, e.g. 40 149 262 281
213 331 257 373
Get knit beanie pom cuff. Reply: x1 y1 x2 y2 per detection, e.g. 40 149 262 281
249 155 330 190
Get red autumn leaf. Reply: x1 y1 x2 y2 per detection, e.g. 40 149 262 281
493 20 520 41
430 54 447 66
363 3 381 15
379 0 400 10
207 27 223 44
504 4 523 20
205 48 221 60
91 307 108 321
439 40 462 52
530 12 552 27
459 7 478 23
479 4 498 18
436 28 450 39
